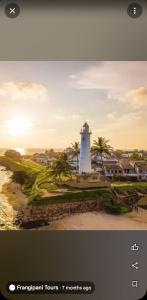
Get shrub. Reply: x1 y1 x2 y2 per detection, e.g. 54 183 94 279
12 170 29 185
138 197 147 209
104 203 131 215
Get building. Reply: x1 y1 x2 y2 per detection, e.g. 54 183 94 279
134 161 147 181
33 153 56 166
103 160 147 181
79 122 92 174
104 164 123 179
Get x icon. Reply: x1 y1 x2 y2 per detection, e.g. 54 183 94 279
5 3 20 18
9 8 16 14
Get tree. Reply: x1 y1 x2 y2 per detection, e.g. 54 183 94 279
115 149 123 158
45 148 56 158
130 152 140 161
5 149 22 161
91 137 112 171
70 142 80 173
51 152 72 180
12 170 29 185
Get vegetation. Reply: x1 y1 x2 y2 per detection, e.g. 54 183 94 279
91 137 112 170
51 152 72 180
29 188 114 205
4 149 22 161
104 203 131 214
138 197 147 209
2 148 147 217
45 148 56 158
130 152 141 161
21 160 46 172
0 155 46 196
70 141 80 172
113 181 147 195
0 156 22 171
115 149 123 158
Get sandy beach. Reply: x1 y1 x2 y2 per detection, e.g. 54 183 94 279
39 208 147 230
0 167 16 229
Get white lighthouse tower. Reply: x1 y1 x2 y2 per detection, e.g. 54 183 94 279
79 122 92 174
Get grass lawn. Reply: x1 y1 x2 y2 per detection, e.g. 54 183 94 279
21 160 46 172
38 182 58 191
30 188 114 205
112 181 147 195
0 156 22 171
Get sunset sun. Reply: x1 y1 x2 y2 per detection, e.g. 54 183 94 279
5 117 34 136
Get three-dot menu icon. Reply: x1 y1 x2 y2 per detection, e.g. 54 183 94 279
127 3 143 18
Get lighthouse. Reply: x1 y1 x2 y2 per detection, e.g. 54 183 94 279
79 122 92 174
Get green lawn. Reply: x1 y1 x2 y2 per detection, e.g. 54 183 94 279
112 181 147 195
21 160 46 172
38 182 58 191
0 156 22 171
30 188 114 205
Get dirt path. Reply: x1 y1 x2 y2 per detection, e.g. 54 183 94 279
39 208 147 230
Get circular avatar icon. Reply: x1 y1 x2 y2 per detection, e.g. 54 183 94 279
8 284 16 292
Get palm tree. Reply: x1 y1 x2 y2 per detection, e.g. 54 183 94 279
70 142 80 173
45 148 56 158
51 152 72 181
91 137 112 171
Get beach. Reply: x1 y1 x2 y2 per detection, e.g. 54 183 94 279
39 208 147 230
0 167 16 229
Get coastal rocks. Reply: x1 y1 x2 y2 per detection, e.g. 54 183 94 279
0 167 16 229
16 200 102 229
0 198 16 229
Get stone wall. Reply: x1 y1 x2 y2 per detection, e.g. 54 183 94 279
16 200 102 229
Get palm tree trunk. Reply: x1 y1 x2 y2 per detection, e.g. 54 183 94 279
101 155 105 175
77 156 78 174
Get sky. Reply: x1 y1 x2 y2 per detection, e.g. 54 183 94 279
0 61 147 150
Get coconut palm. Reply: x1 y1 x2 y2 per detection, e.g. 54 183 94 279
91 137 112 171
51 152 72 180
45 148 56 158
70 142 80 173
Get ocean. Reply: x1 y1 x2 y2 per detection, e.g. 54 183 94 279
0 148 63 156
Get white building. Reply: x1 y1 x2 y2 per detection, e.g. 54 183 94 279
79 122 92 174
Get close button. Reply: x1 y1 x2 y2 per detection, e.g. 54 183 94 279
5 3 20 18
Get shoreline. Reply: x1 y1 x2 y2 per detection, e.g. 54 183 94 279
36 209 147 230
0 169 17 230
1 170 147 231
2 181 28 210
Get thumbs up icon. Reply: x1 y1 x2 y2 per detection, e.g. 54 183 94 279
131 243 139 251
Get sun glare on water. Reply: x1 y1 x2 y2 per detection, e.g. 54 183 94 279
5 117 34 136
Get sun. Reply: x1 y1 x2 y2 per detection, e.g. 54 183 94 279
5 117 34 136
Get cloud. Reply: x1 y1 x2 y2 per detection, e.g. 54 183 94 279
54 115 66 121
53 114 81 121
120 87 147 107
97 111 142 133
0 81 48 103
71 114 81 120
70 62 147 110
70 62 147 92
